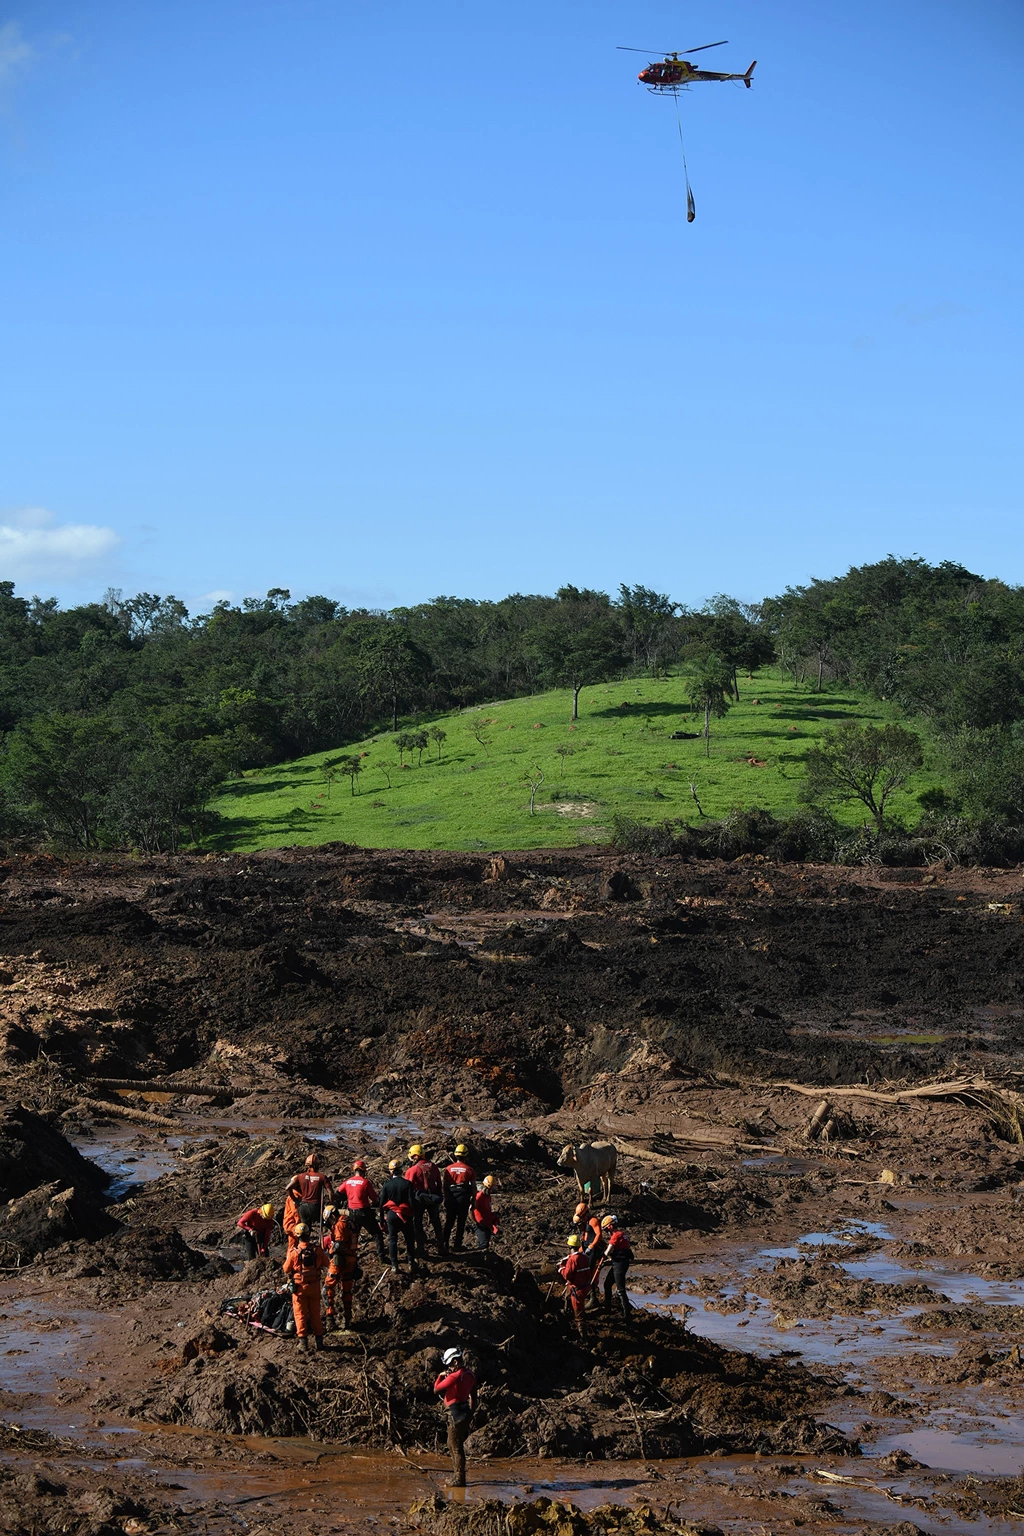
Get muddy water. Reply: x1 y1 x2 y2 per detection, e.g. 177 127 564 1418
39 1113 1024 1528
635 1218 1024 1485
68 1126 180 1199
3 1295 1020 1536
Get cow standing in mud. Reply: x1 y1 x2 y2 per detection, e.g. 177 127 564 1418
557 1141 617 1203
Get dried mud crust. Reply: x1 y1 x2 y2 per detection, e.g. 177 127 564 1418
0 850 1023 1100
106 1256 853 1462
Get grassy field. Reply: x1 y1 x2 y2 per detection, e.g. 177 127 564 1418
209 669 940 853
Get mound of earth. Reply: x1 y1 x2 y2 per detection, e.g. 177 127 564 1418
0 1106 115 1260
111 1254 856 1460
749 1256 943 1318
47 1223 229 1287
408 1493 723 1536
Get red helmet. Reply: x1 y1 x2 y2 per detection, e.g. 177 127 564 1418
352 1159 367 1173
304 1153 320 1171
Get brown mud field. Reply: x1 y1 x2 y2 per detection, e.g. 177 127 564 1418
3 846 1024 1534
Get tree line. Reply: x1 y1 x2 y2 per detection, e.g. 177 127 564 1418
0 554 1022 855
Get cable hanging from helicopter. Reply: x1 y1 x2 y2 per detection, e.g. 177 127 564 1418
618 41 756 223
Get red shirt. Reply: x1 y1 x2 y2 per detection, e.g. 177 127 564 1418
605 1229 633 1261
444 1160 477 1190
472 1190 496 1231
342 1174 379 1211
406 1160 442 1196
559 1250 595 1291
290 1170 333 1204
237 1208 274 1237
433 1367 477 1407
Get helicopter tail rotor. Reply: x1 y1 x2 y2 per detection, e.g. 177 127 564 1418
744 60 757 87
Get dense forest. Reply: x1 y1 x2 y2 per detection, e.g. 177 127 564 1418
1 556 1022 857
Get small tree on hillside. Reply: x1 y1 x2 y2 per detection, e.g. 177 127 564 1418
688 656 733 758
333 754 364 795
394 732 416 766
525 766 545 815
428 726 447 761
803 721 923 831
411 730 429 766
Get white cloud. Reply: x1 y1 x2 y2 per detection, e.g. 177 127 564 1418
0 507 121 583
0 21 33 88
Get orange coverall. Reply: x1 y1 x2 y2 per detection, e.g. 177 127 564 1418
282 1240 328 1339
325 1211 360 1327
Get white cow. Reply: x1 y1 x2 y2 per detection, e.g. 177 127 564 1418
557 1141 617 1203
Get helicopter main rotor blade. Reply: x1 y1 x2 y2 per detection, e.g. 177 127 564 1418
616 46 673 54
680 40 729 54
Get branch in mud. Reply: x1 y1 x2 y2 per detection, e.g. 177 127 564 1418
77 1096 181 1130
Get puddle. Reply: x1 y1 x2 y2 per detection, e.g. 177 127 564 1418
741 1154 831 1177
876 1425 1024 1476
68 1128 179 1199
183 1113 520 1141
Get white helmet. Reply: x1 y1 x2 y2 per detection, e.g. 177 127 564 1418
441 1346 462 1368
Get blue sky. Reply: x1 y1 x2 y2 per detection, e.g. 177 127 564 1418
1 0 1021 612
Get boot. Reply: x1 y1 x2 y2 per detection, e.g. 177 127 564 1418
314 1334 325 1350
299 1335 310 1352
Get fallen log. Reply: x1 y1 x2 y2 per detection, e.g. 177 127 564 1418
78 1096 181 1130
774 1077 1022 1106
89 1079 231 1097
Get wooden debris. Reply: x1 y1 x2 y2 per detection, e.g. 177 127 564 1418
78 1095 180 1130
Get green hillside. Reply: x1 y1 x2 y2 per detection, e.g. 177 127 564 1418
209 670 939 853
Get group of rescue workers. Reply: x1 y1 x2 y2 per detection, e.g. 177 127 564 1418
232 1140 631 1487
235 1144 499 1348
557 1198 634 1340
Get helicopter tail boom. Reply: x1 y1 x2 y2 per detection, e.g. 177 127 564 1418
743 60 757 87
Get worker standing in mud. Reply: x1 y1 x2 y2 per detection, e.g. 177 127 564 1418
282 1189 303 1249
379 1158 416 1271
599 1215 634 1319
323 1203 361 1331
572 1200 603 1253
236 1202 275 1259
341 1159 387 1263
285 1153 334 1229
472 1175 498 1250
442 1143 477 1252
433 1345 478 1488
282 1222 328 1351
406 1144 445 1259
559 1233 597 1340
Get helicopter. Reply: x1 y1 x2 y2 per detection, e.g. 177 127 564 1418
618 41 756 94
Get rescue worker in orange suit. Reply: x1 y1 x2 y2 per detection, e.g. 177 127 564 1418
572 1200 603 1253
472 1175 498 1251
433 1345 478 1488
442 1144 477 1252
236 1202 275 1260
323 1204 360 1331
599 1215 634 1318
282 1191 303 1249
341 1159 387 1262
559 1233 597 1340
282 1222 328 1350
285 1153 334 1228
405 1144 445 1259
379 1158 416 1272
